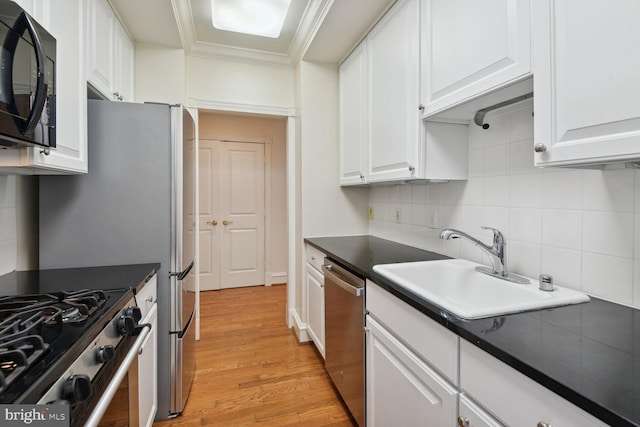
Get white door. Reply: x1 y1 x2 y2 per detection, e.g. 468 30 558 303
219 141 265 288
199 140 266 290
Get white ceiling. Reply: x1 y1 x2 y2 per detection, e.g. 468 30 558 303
109 0 395 65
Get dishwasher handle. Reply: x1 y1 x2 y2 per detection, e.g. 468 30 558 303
323 264 364 297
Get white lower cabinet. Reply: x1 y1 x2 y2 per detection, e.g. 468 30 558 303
460 340 607 427
304 244 326 356
458 393 504 427
366 316 458 426
133 275 158 427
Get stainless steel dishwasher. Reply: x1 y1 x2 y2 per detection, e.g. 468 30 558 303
323 258 365 427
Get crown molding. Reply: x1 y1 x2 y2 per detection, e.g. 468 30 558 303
189 42 293 69
191 98 296 117
171 0 197 51
288 0 334 66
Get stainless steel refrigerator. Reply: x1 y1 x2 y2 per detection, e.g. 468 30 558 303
39 99 197 419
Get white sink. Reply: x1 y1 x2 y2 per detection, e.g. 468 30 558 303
372 259 590 320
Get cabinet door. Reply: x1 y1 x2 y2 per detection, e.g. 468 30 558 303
306 264 325 357
366 0 421 183
339 41 367 186
87 0 115 98
366 316 458 427
137 303 158 427
115 20 135 102
458 393 505 427
421 0 531 117
533 0 640 167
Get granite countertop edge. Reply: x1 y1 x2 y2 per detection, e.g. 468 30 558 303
305 235 638 427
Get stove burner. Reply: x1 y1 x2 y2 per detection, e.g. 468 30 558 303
0 290 109 394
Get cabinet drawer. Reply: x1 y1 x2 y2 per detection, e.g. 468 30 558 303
366 280 459 384
136 274 157 322
305 244 326 273
459 393 504 427
460 340 607 427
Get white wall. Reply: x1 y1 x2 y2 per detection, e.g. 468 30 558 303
134 44 186 103
187 55 294 109
370 100 640 308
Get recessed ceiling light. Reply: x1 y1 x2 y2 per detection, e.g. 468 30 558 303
211 0 292 39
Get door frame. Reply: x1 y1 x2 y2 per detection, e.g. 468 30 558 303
199 135 274 288
192 98 297 330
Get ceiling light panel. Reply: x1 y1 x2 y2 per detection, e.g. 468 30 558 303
211 0 292 38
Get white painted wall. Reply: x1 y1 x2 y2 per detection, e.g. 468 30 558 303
187 55 294 109
134 44 186 103
370 100 640 309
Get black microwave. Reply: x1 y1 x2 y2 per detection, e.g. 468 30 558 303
0 1 55 149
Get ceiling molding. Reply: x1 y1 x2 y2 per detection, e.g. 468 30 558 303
192 98 295 117
287 0 334 66
171 0 197 51
189 42 292 68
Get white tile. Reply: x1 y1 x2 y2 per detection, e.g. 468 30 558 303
483 176 510 207
460 178 483 206
0 208 16 242
541 246 582 290
439 181 465 205
0 176 16 208
509 208 542 244
0 239 16 275
542 170 584 209
483 144 510 177
411 183 428 204
461 205 484 232
483 207 510 235
582 253 633 304
508 101 534 142
468 148 483 178
541 209 582 250
507 240 541 279
583 211 634 258
400 184 412 204
510 139 539 175
412 204 427 226
510 173 542 208
583 168 635 213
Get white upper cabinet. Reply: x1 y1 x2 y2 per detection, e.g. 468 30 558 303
87 0 134 102
421 0 531 118
533 0 640 167
339 41 367 186
366 0 421 183
0 0 88 174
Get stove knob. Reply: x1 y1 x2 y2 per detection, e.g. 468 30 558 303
95 345 116 363
116 315 136 336
125 306 142 323
62 374 91 404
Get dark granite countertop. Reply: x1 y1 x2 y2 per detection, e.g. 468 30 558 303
305 235 640 427
0 263 160 296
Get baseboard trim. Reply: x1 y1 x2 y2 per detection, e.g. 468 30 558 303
289 308 310 343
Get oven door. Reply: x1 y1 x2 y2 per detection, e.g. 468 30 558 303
0 1 55 149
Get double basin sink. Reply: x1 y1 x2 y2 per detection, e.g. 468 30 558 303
373 258 590 320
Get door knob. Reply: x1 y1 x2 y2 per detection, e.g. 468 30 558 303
223 220 233 226
206 219 218 226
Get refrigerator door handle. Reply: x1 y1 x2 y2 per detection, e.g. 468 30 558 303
170 260 194 281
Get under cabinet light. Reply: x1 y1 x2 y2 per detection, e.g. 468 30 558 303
211 0 292 38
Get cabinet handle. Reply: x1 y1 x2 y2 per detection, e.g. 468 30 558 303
311 255 316 261
457 416 469 427
418 104 425 111
408 165 415 173
223 219 233 226
206 219 218 226
146 296 153 303
360 174 365 180
40 147 50 156
537 423 552 427
534 143 547 153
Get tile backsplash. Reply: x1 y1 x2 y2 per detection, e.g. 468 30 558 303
0 175 17 275
370 101 640 309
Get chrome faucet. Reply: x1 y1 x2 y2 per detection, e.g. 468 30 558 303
440 226 529 284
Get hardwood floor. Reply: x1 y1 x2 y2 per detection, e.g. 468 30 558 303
153 284 355 426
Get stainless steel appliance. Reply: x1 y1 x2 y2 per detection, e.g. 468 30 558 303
39 100 197 419
323 258 365 427
0 283 150 427
0 0 56 149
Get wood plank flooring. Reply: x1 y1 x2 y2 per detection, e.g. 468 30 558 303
153 284 355 426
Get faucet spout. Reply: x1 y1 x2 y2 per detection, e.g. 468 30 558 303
440 226 529 284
